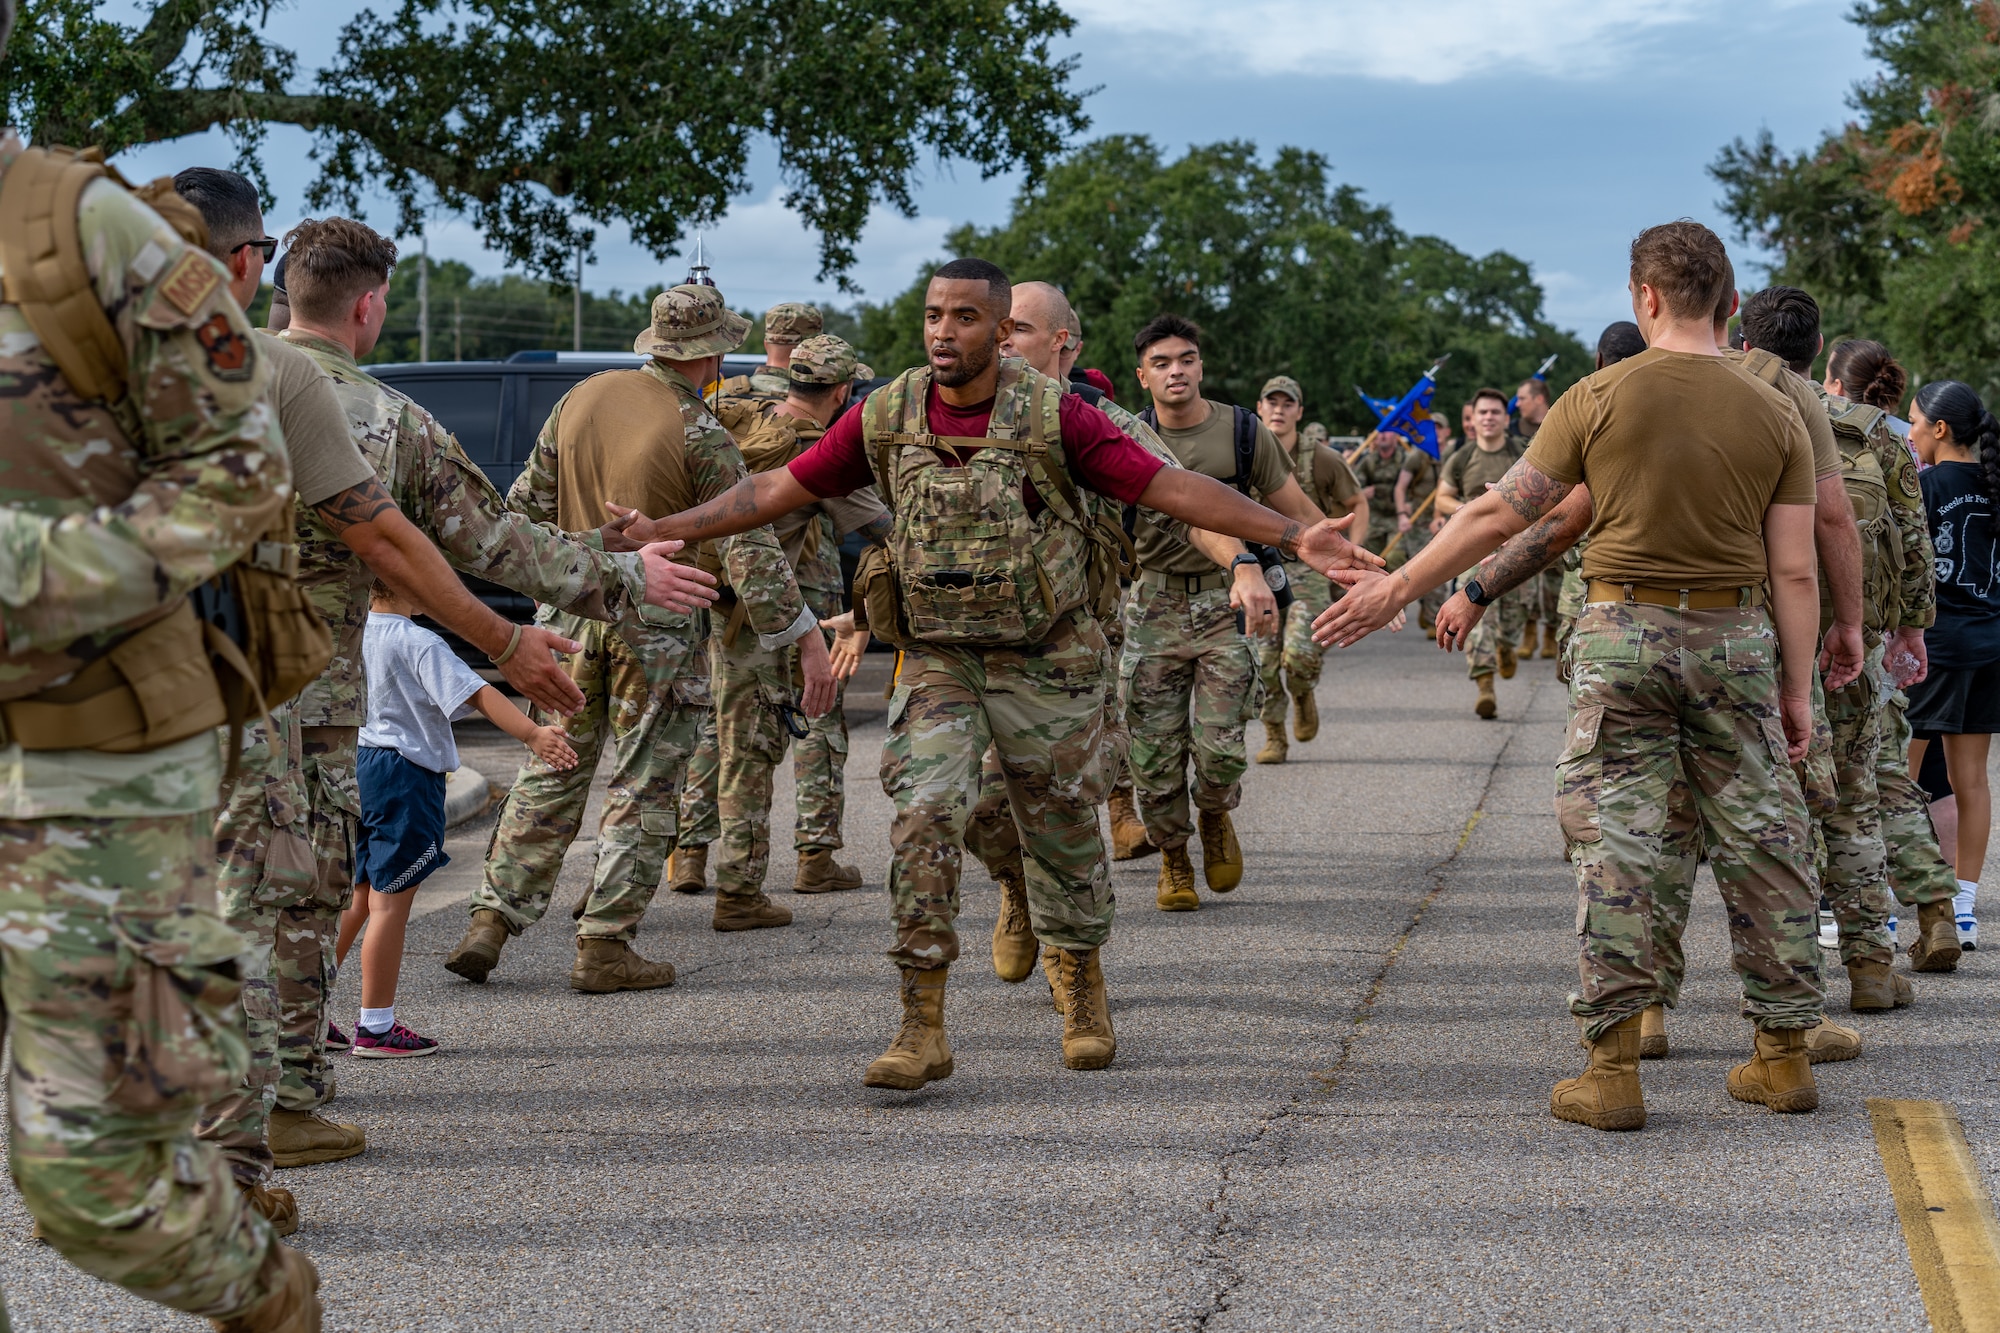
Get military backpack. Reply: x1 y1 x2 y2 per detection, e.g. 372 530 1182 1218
1821 398 1906 636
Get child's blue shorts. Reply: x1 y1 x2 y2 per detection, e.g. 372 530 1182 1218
356 745 450 894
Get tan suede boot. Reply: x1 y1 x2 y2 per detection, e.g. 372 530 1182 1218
1156 845 1199 911
1541 622 1561 659
794 849 862 894
209 1242 321 1333
1291 687 1320 742
1474 675 1497 719
1108 788 1155 861
443 908 510 983
1199 810 1243 892
863 966 953 1090
1254 722 1288 765
1498 639 1518 680
570 937 675 992
1727 1026 1820 1112
1052 946 1116 1070
1847 959 1913 1011
667 844 709 895
1638 1004 1669 1059
270 1109 365 1168
1550 1014 1646 1131
1804 1017 1862 1063
241 1181 298 1238
713 891 793 932
992 867 1038 983
1908 899 1963 973
1043 948 1066 1013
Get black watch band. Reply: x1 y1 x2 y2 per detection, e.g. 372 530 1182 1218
1464 578 1492 607
1229 553 1260 572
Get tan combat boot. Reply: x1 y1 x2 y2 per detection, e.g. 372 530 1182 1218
209 1242 321 1333
269 1109 365 1168
1541 622 1561 659
1847 959 1913 1011
1804 1017 1862 1063
1908 899 1963 973
1498 639 1518 679
1051 946 1116 1070
443 908 510 983
1108 788 1155 861
714 891 793 931
667 844 709 894
1156 845 1199 911
570 937 675 992
1638 1004 1669 1059
992 866 1038 983
795 849 863 894
1474 675 1497 720
1727 1026 1820 1112
1291 686 1320 743
1043 948 1066 1013
863 966 953 1090
1254 722 1288 765
240 1180 298 1238
1550 1014 1646 1131
1198 810 1243 893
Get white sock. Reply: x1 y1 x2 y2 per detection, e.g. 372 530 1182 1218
1955 880 1978 917
359 1006 395 1034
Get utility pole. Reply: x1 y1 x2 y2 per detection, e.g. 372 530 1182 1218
418 234 430 362
573 243 583 352
453 295 462 362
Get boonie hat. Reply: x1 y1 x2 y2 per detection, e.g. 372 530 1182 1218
1260 374 1303 404
789 334 871 386
636 285 750 360
763 301 823 347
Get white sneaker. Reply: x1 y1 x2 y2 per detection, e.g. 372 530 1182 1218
1818 909 1838 950
1887 914 1899 949
1959 915 1979 951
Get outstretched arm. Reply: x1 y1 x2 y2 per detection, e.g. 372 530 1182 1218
608 468 818 548
1431 486 1594 653
1134 469 1381 578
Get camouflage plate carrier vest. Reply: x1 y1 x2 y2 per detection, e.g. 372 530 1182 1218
856 359 1094 648
1821 398 1906 635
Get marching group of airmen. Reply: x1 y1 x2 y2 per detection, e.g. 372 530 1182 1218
0 2 1978 1314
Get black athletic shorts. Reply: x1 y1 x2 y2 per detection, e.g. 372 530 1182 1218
1906 660 2000 737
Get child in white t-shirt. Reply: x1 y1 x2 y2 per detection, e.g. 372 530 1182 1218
334 584 576 1057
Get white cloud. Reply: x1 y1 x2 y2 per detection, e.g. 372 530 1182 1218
1066 0 1818 83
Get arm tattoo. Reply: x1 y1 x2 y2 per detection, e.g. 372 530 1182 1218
313 476 397 533
1277 521 1302 561
688 478 760 535
1476 510 1568 596
857 513 894 548
1493 459 1570 522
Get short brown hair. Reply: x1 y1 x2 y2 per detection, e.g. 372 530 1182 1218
1630 220 1732 322
283 218 397 324
1516 378 1550 404
1471 386 1508 409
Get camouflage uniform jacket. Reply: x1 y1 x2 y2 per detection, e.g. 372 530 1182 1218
511 360 810 648
1399 446 1438 509
282 330 648 728
1350 445 1407 507
763 406 888 617
1810 380 1935 631
0 136 290 817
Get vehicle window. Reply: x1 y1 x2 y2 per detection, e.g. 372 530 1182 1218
386 376 506 469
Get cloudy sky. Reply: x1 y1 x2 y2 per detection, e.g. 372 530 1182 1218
109 0 1878 346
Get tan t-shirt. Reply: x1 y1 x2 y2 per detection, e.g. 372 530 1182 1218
257 331 373 508
1441 437 1526 503
1138 399 1292 577
1725 348 1840 481
1523 347 1816 591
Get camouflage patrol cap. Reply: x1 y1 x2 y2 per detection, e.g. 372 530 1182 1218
1260 375 1303 404
636 284 750 360
1303 422 1329 445
789 334 872 386
763 301 823 347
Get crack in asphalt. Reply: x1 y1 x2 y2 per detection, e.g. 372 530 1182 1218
1184 675 1545 1332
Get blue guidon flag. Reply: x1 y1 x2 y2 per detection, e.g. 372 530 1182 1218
1357 355 1450 458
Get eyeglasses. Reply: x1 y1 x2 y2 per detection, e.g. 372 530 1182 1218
231 237 278 261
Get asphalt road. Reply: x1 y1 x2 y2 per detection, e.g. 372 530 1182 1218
4 627 1994 1331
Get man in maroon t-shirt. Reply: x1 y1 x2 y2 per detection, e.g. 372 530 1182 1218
614 259 1378 1091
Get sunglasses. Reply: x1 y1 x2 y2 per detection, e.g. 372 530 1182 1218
231 237 279 261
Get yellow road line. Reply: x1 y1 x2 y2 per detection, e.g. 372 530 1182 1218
1869 1098 2000 1333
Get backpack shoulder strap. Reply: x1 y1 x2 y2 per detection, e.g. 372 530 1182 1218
1229 405 1257 494
0 146 126 403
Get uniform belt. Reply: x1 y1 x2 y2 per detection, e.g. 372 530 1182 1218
1585 580 1767 610
1139 568 1231 594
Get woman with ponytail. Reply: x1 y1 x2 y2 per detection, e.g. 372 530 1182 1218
1905 379 2000 949
1825 339 1910 416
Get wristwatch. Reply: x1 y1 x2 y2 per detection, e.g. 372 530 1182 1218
1229 553 1261 574
1464 578 1493 607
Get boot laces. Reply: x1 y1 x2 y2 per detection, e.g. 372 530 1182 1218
1065 954 1101 1033
997 876 1029 933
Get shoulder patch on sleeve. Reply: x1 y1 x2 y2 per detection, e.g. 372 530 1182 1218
157 249 221 316
193 312 256 382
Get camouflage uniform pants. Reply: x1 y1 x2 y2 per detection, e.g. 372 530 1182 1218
1817 641 1895 966
1878 667 1960 908
1 811 280 1320
882 612 1113 968
1121 581 1257 851
1558 602 1823 1039
476 613 703 941
271 727 358 1119
1528 567 1564 627
679 706 721 850
1466 583 1528 679
1254 564 1332 729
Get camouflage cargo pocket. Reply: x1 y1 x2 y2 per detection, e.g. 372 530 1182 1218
105 907 250 1114
1554 703 1606 847
258 767 317 902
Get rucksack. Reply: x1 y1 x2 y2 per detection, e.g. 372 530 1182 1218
1825 398 1906 634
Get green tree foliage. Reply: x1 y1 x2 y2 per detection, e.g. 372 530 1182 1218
856 137 1587 435
0 0 1087 283
1712 1 2000 396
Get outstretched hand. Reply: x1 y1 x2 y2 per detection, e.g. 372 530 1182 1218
1293 513 1386 579
637 540 719 613
1313 568 1412 648
1432 590 1486 653
497 626 587 715
604 503 664 549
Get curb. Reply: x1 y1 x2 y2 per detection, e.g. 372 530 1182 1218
443 767 492 830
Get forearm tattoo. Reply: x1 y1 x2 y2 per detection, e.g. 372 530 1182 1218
1278 521 1302 560
313 476 397 533
1477 509 1568 596
1493 460 1570 522
688 477 761 536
